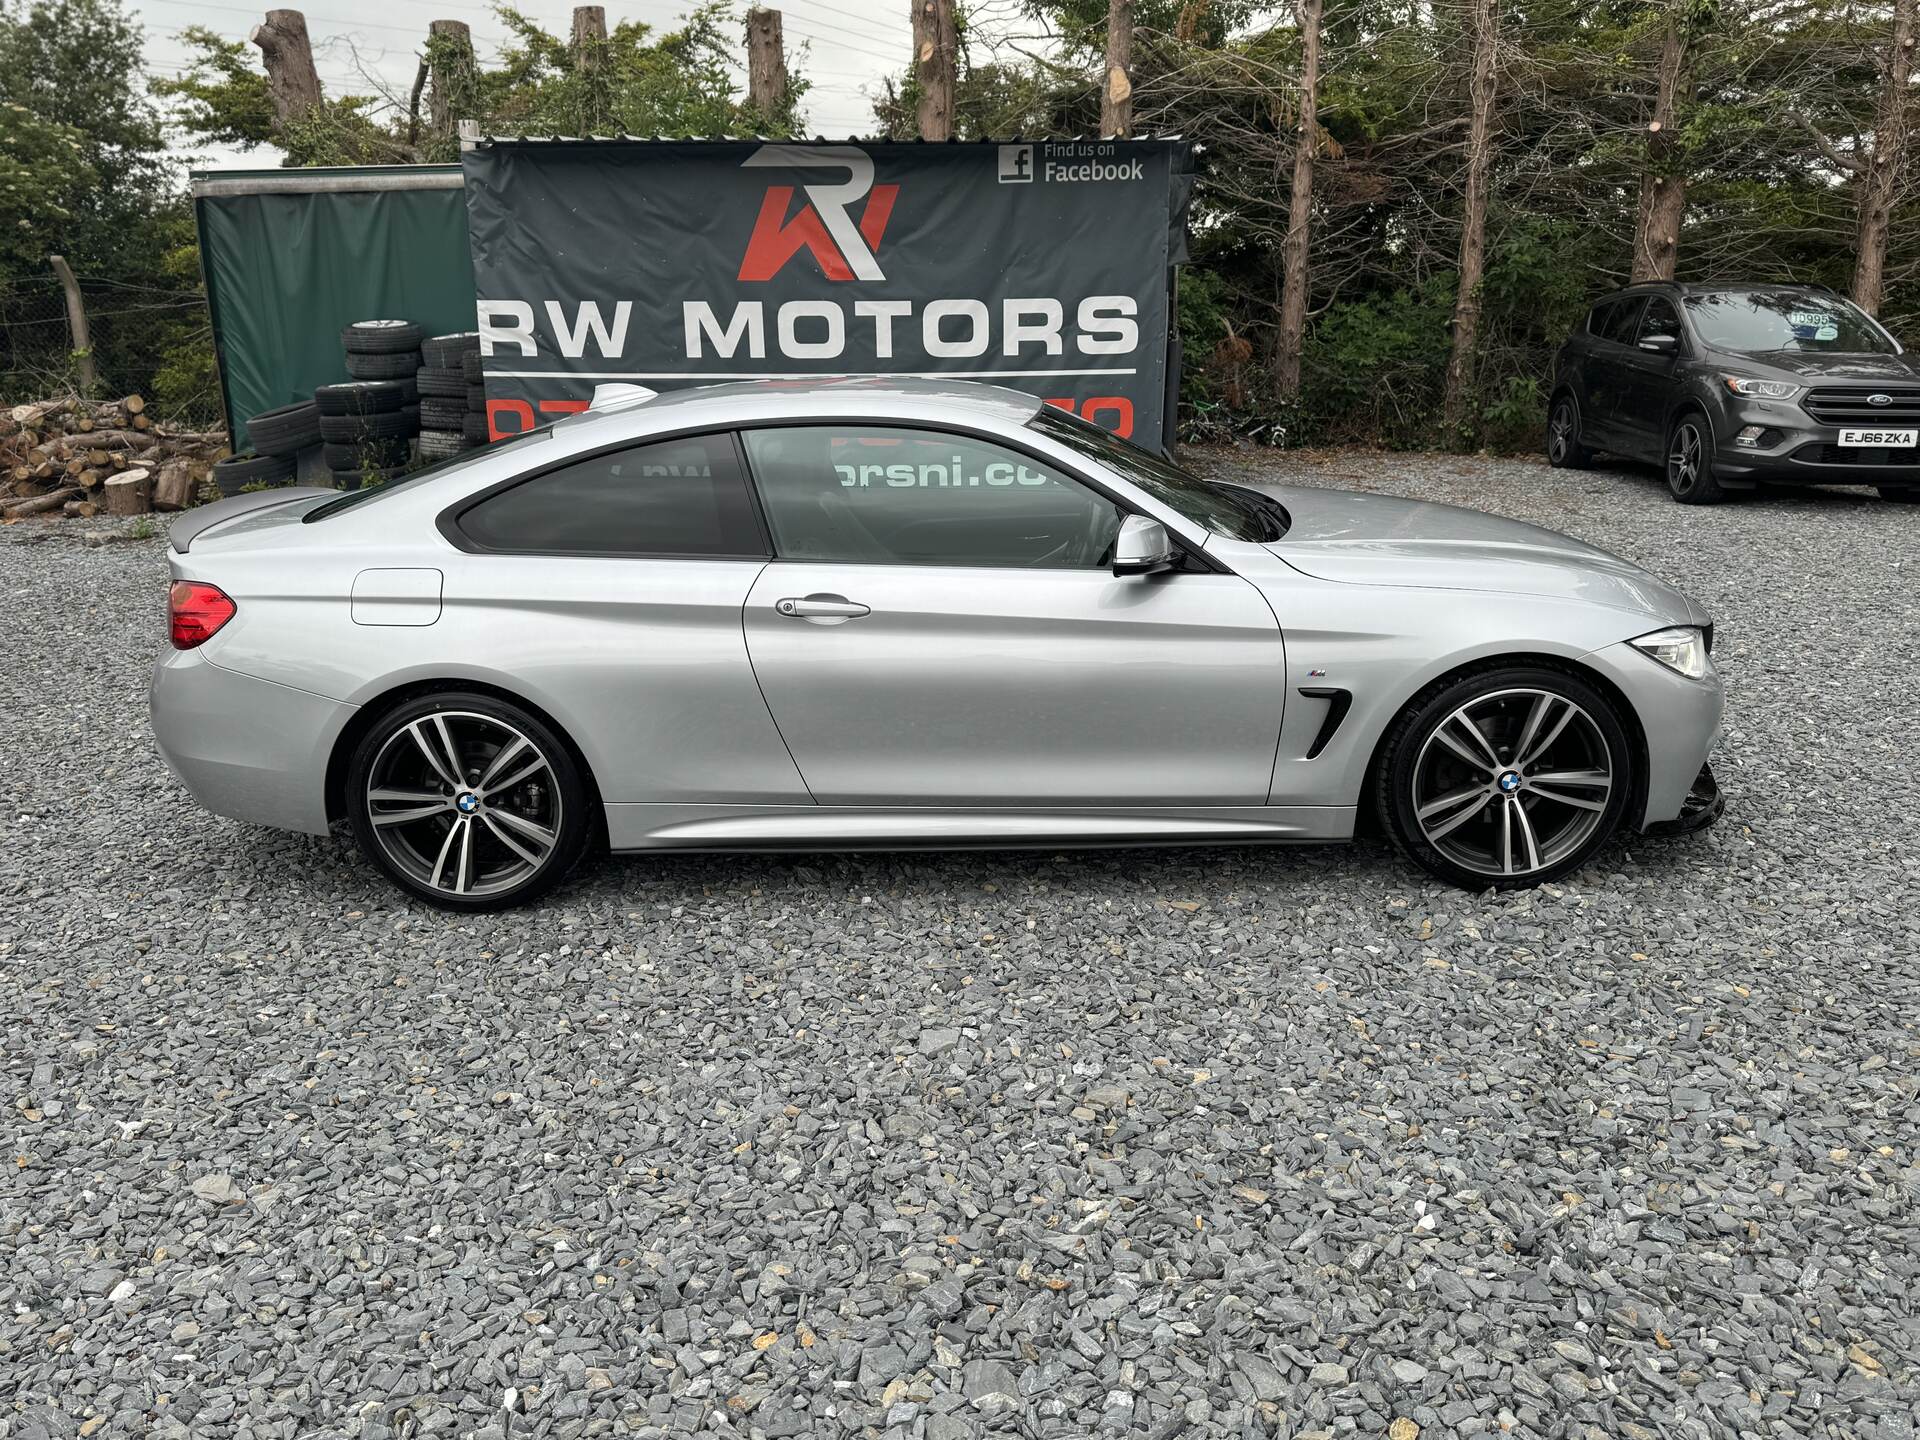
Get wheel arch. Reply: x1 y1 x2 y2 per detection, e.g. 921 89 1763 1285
325 677 607 836
1355 650 1649 836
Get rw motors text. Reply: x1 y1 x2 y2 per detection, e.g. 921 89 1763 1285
477 296 1141 362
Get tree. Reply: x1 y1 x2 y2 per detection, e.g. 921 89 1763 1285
1631 0 1713 282
1853 0 1918 312
1274 0 1325 399
1442 0 1502 435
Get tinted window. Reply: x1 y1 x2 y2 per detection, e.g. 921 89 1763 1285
1030 405 1284 540
1637 296 1683 344
742 426 1122 569
1682 291 1897 355
458 434 763 555
307 426 554 522
1595 297 1647 345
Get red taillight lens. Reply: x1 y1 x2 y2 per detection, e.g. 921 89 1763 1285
169 581 236 650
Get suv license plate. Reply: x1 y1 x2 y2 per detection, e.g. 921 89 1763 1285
1839 428 1917 447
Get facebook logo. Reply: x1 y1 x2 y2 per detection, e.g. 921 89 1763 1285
997 144 1035 184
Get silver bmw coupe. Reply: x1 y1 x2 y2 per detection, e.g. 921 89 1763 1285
153 379 1723 909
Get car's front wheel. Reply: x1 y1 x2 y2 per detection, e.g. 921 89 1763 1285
345 691 593 910
1376 667 1635 889
1665 412 1728 504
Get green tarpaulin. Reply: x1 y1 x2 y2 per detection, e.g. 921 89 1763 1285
193 167 474 450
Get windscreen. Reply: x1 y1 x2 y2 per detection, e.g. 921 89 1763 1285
1683 292 1896 355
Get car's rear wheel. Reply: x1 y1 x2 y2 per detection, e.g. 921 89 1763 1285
1665 412 1728 503
1546 396 1593 469
1376 667 1635 889
345 692 592 910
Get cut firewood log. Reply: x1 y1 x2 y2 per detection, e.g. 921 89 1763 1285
132 413 153 431
63 498 101 518
153 459 197 512
123 394 145 416
105 467 152 515
77 468 103 490
4 486 81 517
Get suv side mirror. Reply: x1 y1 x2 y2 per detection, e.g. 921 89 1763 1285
1112 514 1174 576
1638 334 1679 354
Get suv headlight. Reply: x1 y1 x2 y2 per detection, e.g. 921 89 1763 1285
1630 626 1712 679
1723 376 1802 400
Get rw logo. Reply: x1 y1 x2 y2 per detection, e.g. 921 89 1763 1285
737 145 899 283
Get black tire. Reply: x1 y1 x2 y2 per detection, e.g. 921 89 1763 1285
345 691 593 911
314 379 413 416
417 430 465 460
246 399 320 456
466 384 487 410
423 331 481 368
322 437 410 470
462 351 484 382
341 319 425 355
211 452 296 496
319 409 417 443
420 401 466 430
1375 664 1636 890
345 349 424 380
415 368 467 400
462 412 490 442
331 465 408 489
1665 410 1728 504
1877 485 1920 502
1545 395 1594 470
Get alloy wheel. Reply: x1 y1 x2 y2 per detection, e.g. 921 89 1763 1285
1547 403 1574 464
363 709 563 897
1667 421 1704 496
1412 687 1614 878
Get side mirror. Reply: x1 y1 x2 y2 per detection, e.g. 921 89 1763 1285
1638 334 1679 354
1112 514 1174 576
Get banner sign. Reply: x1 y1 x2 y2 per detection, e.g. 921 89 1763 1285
461 138 1193 450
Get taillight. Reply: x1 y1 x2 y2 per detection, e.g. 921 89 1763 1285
169 581 236 649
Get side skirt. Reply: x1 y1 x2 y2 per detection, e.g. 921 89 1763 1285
605 803 1357 852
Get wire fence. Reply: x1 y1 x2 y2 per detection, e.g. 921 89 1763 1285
0 273 225 431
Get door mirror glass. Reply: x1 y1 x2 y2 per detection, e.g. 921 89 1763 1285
1112 514 1173 575
1638 333 1679 354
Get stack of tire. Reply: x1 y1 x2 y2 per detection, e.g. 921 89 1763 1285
322 319 425 487
213 397 320 495
415 333 487 460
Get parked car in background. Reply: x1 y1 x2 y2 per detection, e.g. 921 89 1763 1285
1547 281 1920 504
154 379 1723 909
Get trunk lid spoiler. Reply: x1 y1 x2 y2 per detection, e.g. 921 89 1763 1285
169 486 338 553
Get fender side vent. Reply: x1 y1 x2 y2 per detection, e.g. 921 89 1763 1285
1298 686 1352 760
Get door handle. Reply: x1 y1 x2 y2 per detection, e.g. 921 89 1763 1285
775 593 870 622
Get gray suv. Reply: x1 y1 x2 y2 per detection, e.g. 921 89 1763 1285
1547 281 1920 504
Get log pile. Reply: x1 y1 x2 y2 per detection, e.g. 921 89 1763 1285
0 396 229 521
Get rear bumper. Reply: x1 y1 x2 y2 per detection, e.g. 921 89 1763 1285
150 647 353 836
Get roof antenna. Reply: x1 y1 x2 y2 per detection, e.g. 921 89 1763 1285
589 383 659 410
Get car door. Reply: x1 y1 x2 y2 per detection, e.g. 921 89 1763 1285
1612 294 1686 460
439 430 811 805
736 424 1287 807
1581 296 1647 445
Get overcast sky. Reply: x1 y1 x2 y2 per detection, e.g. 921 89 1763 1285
133 0 926 172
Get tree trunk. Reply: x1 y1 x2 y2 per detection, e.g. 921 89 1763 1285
250 10 324 128
1854 0 1918 314
47 254 96 396
1103 0 1133 139
1442 0 1500 436
571 5 607 66
912 0 957 141
105 468 151 516
427 19 476 142
746 9 789 121
1631 8 1691 282
153 460 198 512
1274 0 1324 400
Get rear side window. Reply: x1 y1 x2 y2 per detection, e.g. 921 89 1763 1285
1594 297 1647 345
457 434 764 556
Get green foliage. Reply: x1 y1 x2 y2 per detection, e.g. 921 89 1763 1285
153 28 274 149
0 101 96 282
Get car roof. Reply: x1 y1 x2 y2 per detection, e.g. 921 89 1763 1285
1595 280 1838 304
558 376 1047 436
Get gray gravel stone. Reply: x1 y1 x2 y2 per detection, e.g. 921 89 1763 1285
4 462 1919 1438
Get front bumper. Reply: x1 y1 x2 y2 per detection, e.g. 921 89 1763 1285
1710 399 1920 483
1582 638 1724 829
151 646 353 836
1643 762 1723 836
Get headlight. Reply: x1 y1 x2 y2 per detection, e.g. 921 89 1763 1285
1723 376 1801 400
1630 626 1712 679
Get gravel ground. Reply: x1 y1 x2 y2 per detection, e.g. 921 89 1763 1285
3 454 1917 1440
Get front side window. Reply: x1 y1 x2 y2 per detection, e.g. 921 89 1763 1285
1637 296 1683 345
1683 291 1897 355
741 426 1122 569
1597 297 1647 346
457 433 763 556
